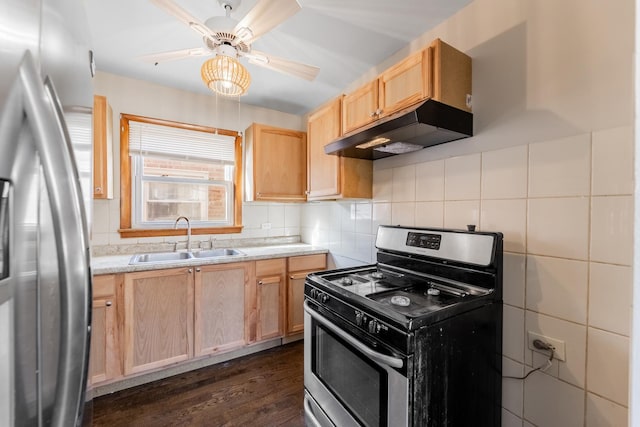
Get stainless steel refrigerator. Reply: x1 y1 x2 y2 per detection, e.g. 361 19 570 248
0 0 94 425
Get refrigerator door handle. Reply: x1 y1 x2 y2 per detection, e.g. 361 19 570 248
18 51 92 427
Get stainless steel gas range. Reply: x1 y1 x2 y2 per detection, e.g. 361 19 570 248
303 225 503 427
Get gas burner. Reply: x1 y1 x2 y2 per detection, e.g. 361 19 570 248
371 271 384 280
390 295 411 306
338 277 354 286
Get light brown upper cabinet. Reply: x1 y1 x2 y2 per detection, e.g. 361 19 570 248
92 95 113 199
244 123 307 202
342 38 471 135
307 96 372 200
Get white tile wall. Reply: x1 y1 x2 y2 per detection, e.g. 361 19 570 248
586 392 628 427
527 197 590 260
591 126 633 196
480 199 526 253
590 196 633 265
415 159 445 201
587 328 629 406
503 253 525 308
444 153 481 200
525 255 588 324
481 145 528 200
523 372 585 427
414 201 444 228
589 263 632 336
392 164 416 202
528 134 591 197
443 200 480 230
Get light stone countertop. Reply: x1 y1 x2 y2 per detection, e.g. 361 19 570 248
91 243 329 275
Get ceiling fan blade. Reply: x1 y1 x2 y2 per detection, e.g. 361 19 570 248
139 47 211 64
234 0 301 44
150 0 217 41
246 50 319 81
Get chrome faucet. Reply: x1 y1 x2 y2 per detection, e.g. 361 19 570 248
174 216 191 252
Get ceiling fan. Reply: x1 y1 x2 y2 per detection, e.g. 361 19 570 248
142 0 320 96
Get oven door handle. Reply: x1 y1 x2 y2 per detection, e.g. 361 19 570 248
304 301 404 369
303 395 324 427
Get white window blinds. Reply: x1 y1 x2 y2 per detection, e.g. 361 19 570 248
128 121 235 164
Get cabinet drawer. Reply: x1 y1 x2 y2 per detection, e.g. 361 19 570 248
288 254 326 272
256 258 286 277
93 274 116 298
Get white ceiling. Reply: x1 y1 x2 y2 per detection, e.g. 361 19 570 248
86 0 472 115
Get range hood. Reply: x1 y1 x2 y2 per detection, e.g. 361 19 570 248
324 99 473 160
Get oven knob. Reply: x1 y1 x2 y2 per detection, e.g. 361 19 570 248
355 311 364 326
427 288 441 296
320 293 330 303
368 319 381 334
309 289 317 299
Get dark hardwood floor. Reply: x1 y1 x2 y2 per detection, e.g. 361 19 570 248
92 341 304 427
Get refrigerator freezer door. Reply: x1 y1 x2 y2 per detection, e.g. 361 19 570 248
0 52 92 427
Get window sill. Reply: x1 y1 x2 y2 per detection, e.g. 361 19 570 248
118 226 243 238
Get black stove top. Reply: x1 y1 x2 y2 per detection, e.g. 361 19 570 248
314 265 489 319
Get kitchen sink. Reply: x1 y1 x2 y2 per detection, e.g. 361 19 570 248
192 248 246 258
129 252 194 264
129 249 246 264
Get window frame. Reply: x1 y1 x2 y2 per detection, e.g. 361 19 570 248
119 114 243 238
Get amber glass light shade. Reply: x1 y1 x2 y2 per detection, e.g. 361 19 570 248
201 55 251 97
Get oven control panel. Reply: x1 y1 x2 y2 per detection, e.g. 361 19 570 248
406 232 441 250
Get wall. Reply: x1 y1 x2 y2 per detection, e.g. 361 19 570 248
91 72 306 250
301 0 635 425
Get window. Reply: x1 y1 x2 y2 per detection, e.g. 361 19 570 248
119 114 243 237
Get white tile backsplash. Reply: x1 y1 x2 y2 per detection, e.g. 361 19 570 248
590 196 633 265
592 125 633 196
525 255 588 324
481 199 526 253
527 197 589 260
587 328 629 406
391 202 416 227
373 168 393 202
444 153 481 200
482 145 528 199
503 253 526 308
392 164 416 202
528 133 591 197
502 357 524 417
415 159 445 201
525 311 586 388
503 306 525 362
589 263 632 336
414 201 444 228
443 200 480 230
586 393 628 427
523 372 585 427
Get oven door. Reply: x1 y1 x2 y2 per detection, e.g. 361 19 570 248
303 300 408 427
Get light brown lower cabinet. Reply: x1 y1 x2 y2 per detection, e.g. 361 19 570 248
89 274 121 384
194 263 252 357
92 253 327 384
287 254 327 335
255 258 286 341
123 267 194 376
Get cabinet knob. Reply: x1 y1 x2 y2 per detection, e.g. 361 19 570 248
188 268 193 273
258 280 263 285
95 186 102 193
105 301 112 307
196 268 201 272
369 111 376 117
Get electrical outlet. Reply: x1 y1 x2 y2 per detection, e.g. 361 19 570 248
261 222 272 230
527 331 566 362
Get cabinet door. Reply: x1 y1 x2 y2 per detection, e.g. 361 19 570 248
307 97 341 199
287 254 327 335
342 80 379 134
287 272 308 335
431 38 472 112
307 97 373 200
255 258 286 341
92 95 113 199
379 50 430 118
194 263 251 356
123 268 193 375
89 274 121 384
249 123 307 201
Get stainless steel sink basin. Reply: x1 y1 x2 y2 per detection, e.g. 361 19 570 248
129 249 246 264
192 248 246 258
129 252 194 264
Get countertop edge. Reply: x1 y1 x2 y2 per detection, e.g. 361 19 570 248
91 245 329 275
